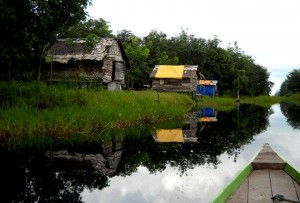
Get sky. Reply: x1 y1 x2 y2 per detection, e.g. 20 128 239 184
87 0 300 95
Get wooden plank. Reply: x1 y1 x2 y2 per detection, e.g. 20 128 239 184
294 180 300 201
270 170 298 201
252 143 285 170
227 177 248 203
248 170 273 203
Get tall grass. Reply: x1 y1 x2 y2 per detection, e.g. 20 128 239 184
195 96 236 111
240 96 283 107
283 93 300 105
0 82 194 149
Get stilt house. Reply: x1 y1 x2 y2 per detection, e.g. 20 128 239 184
47 38 130 90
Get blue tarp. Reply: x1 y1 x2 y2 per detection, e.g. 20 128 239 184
197 85 215 96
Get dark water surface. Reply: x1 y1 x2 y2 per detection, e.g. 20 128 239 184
1 104 300 203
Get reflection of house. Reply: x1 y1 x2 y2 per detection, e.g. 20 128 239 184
196 80 218 96
153 128 198 143
150 65 201 93
153 108 218 143
47 38 130 90
197 107 218 122
46 137 124 176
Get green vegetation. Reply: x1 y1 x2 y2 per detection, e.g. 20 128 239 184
195 96 236 111
0 0 91 80
279 69 300 96
240 96 283 107
283 93 300 104
1 7 273 96
0 81 193 148
1 81 299 151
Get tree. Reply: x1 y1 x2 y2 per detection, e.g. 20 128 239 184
0 0 91 80
117 30 151 88
280 69 300 95
144 30 179 68
61 18 114 38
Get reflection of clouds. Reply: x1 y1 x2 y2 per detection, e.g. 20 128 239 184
81 156 248 203
81 104 300 203
254 105 300 170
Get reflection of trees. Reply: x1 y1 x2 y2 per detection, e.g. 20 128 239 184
0 105 273 200
280 102 300 129
119 104 272 175
197 104 272 161
0 151 109 203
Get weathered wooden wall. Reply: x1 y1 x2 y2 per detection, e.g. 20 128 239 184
48 38 128 87
152 78 197 92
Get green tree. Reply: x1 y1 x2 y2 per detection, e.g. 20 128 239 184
280 69 300 95
61 18 114 38
144 30 179 69
0 0 91 80
117 30 151 88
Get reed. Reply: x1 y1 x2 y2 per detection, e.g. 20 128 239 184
283 93 300 105
0 82 194 149
195 96 236 111
240 96 283 107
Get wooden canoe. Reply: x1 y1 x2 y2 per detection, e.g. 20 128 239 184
212 143 300 203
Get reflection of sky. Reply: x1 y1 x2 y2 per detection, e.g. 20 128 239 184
81 104 300 203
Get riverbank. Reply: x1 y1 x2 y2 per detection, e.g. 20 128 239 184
1 81 299 150
0 82 194 149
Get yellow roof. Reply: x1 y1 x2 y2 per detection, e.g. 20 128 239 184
155 65 184 79
156 129 184 142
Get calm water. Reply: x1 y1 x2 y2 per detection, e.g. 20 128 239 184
1 103 299 203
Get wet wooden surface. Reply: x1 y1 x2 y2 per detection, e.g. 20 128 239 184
227 169 300 203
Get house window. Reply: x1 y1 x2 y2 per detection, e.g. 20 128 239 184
159 79 164 85
112 61 116 80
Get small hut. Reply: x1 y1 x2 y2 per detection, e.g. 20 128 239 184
196 80 218 96
47 38 130 90
150 65 200 93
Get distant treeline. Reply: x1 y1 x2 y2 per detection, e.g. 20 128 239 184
1 1 273 96
278 69 300 96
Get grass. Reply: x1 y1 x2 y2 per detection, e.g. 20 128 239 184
282 93 300 105
1 81 299 150
240 96 283 107
0 82 194 149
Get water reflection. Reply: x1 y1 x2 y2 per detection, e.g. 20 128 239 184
153 108 217 143
280 102 300 129
0 105 278 203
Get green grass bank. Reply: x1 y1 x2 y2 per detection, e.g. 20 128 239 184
0 81 194 148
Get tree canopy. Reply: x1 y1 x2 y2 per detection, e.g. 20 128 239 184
0 9 274 96
279 68 300 95
0 0 91 80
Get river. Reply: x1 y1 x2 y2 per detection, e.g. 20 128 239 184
1 103 299 203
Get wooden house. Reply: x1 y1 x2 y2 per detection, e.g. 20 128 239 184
47 38 130 90
150 65 203 93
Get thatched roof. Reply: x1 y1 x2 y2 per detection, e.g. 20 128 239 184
47 38 129 67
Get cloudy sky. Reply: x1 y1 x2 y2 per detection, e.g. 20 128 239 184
88 0 300 94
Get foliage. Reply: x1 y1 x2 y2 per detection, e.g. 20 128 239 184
0 82 194 146
279 69 300 95
240 96 282 107
141 30 273 96
0 0 91 80
60 18 114 38
280 102 300 129
117 30 151 88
